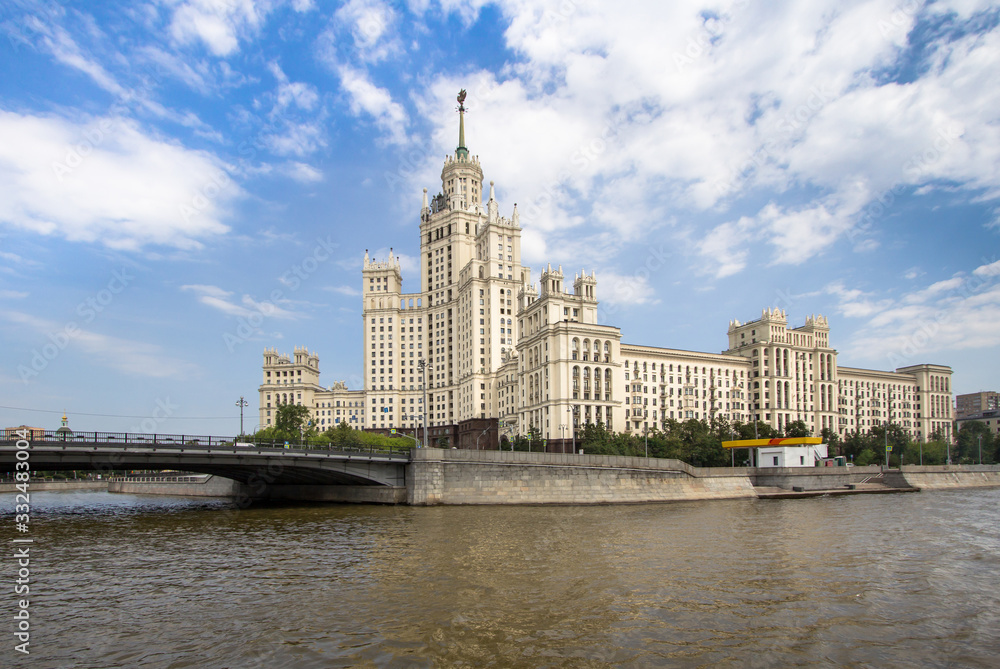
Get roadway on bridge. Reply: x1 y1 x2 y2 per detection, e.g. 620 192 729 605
0 431 409 487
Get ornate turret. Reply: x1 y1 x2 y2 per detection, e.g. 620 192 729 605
55 412 73 438
488 180 498 223
573 269 597 302
439 89 484 212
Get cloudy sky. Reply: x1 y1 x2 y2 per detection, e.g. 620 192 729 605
1 0 997 434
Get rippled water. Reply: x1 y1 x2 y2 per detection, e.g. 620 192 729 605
3 488 999 667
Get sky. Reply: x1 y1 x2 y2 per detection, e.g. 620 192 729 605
1 0 998 436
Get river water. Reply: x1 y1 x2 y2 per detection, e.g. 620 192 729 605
3 488 999 668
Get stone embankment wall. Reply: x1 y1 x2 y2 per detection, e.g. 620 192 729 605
252 485 407 504
750 466 884 491
95 457 1000 505
108 476 239 497
407 448 757 505
0 480 107 493
900 465 1000 489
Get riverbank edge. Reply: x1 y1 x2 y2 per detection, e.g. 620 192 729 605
0 480 107 493
56 459 1000 504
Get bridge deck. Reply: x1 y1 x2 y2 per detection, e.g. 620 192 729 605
0 431 410 486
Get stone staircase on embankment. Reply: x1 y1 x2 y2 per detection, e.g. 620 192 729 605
753 469 919 498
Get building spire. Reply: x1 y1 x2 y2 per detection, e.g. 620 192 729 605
456 89 468 159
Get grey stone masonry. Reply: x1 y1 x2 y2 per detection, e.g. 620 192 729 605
406 448 757 505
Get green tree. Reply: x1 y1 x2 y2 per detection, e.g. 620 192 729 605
579 422 616 455
328 420 354 445
956 421 994 464
731 420 778 440
855 448 877 466
783 420 810 438
274 403 311 436
842 429 874 463
871 423 909 466
903 436 948 465
820 427 842 456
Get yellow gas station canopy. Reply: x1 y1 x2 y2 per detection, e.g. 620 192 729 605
721 437 823 449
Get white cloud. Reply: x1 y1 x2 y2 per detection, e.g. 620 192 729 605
327 285 360 296
181 284 299 320
0 290 29 299
336 65 409 145
696 216 754 279
268 62 320 112
594 269 659 310
0 111 237 250
405 0 1000 281
167 0 265 56
136 45 213 93
282 161 323 183
826 281 893 319
832 268 1000 366
6 311 197 379
25 16 126 97
973 258 1000 277
334 0 401 63
263 120 327 157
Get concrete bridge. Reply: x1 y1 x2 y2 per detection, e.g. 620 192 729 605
0 431 408 490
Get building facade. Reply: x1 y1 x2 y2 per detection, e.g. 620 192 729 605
956 410 1000 438
955 391 999 419
258 96 953 446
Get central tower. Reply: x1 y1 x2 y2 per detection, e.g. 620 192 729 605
417 90 526 430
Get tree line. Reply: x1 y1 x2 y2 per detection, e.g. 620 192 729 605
260 403 998 465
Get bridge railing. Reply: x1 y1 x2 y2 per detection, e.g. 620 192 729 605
0 430 410 457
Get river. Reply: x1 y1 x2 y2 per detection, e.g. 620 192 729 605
3 488 999 667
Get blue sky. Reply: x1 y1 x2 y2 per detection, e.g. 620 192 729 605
1 0 998 435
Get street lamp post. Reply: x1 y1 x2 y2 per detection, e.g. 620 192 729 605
979 434 983 465
236 396 249 436
567 407 576 454
477 426 490 450
885 422 889 469
418 358 429 449
643 425 648 458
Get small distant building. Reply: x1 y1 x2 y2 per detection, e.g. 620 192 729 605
55 413 74 439
2 425 45 439
757 443 828 468
723 437 828 468
955 391 999 419
956 409 1000 438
